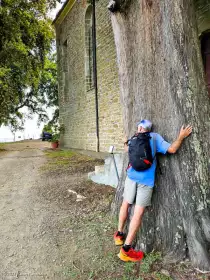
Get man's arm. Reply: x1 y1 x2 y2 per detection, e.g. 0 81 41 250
167 125 192 154
124 142 129 152
124 136 129 152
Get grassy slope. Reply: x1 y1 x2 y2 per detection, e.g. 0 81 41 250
40 149 209 280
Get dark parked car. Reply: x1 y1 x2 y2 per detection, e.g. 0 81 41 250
41 132 52 141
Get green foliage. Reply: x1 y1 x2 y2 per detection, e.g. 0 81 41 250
48 133 59 142
44 122 63 142
42 123 53 134
0 0 61 127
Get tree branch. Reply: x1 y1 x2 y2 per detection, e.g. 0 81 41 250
15 100 29 111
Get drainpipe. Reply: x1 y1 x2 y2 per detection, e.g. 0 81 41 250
92 0 100 152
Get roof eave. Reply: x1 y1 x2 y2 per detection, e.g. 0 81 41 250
53 0 76 26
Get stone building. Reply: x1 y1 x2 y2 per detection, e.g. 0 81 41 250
53 0 124 153
54 0 210 154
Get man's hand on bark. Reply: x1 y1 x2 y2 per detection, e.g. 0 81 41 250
178 125 193 140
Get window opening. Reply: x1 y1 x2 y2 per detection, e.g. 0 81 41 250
85 5 94 90
63 40 68 101
201 31 210 96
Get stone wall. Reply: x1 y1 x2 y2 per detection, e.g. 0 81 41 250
195 2 210 35
55 0 124 152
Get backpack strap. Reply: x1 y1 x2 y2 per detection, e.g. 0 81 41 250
152 133 156 159
153 133 163 175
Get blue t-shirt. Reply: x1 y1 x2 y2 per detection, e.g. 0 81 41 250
127 133 171 187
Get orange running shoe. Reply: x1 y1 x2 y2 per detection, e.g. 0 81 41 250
114 231 125 246
118 247 144 262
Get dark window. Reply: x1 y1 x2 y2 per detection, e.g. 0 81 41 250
85 5 94 90
63 40 68 101
201 32 210 96
63 40 68 72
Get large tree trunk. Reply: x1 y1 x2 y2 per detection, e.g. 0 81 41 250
110 0 210 271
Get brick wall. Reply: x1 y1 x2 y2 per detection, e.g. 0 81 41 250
55 1 124 152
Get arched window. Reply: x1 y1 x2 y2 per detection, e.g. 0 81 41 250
63 39 68 101
85 5 94 90
201 31 210 96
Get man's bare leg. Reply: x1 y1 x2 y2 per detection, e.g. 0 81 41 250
124 205 145 245
118 200 130 232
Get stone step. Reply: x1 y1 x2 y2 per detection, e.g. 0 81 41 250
95 165 105 174
88 153 124 188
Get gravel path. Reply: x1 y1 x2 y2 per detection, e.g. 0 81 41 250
0 142 73 280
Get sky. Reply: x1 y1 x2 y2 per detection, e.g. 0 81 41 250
0 2 63 143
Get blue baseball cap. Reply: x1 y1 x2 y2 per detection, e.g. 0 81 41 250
137 119 152 131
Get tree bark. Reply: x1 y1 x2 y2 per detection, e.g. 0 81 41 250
110 0 210 271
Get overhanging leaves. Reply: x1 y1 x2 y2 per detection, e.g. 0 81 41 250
0 0 62 127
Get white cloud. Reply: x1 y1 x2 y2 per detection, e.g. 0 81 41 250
49 1 63 19
0 117 43 142
0 107 55 142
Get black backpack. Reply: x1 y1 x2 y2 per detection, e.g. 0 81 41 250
128 132 153 171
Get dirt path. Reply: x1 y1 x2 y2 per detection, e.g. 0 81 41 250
0 142 64 279
0 141 116 280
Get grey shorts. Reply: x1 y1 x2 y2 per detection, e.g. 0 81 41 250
123 176 153 207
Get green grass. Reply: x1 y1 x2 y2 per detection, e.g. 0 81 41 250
45 150 76 158
153 272 172 280
0 142 8 146
40 149 205 280
45 150 101 162
43 150 79 171
140 251 162 273
48 159 70 165
41 149 104 174
56 210 165 280
0 143 6 151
